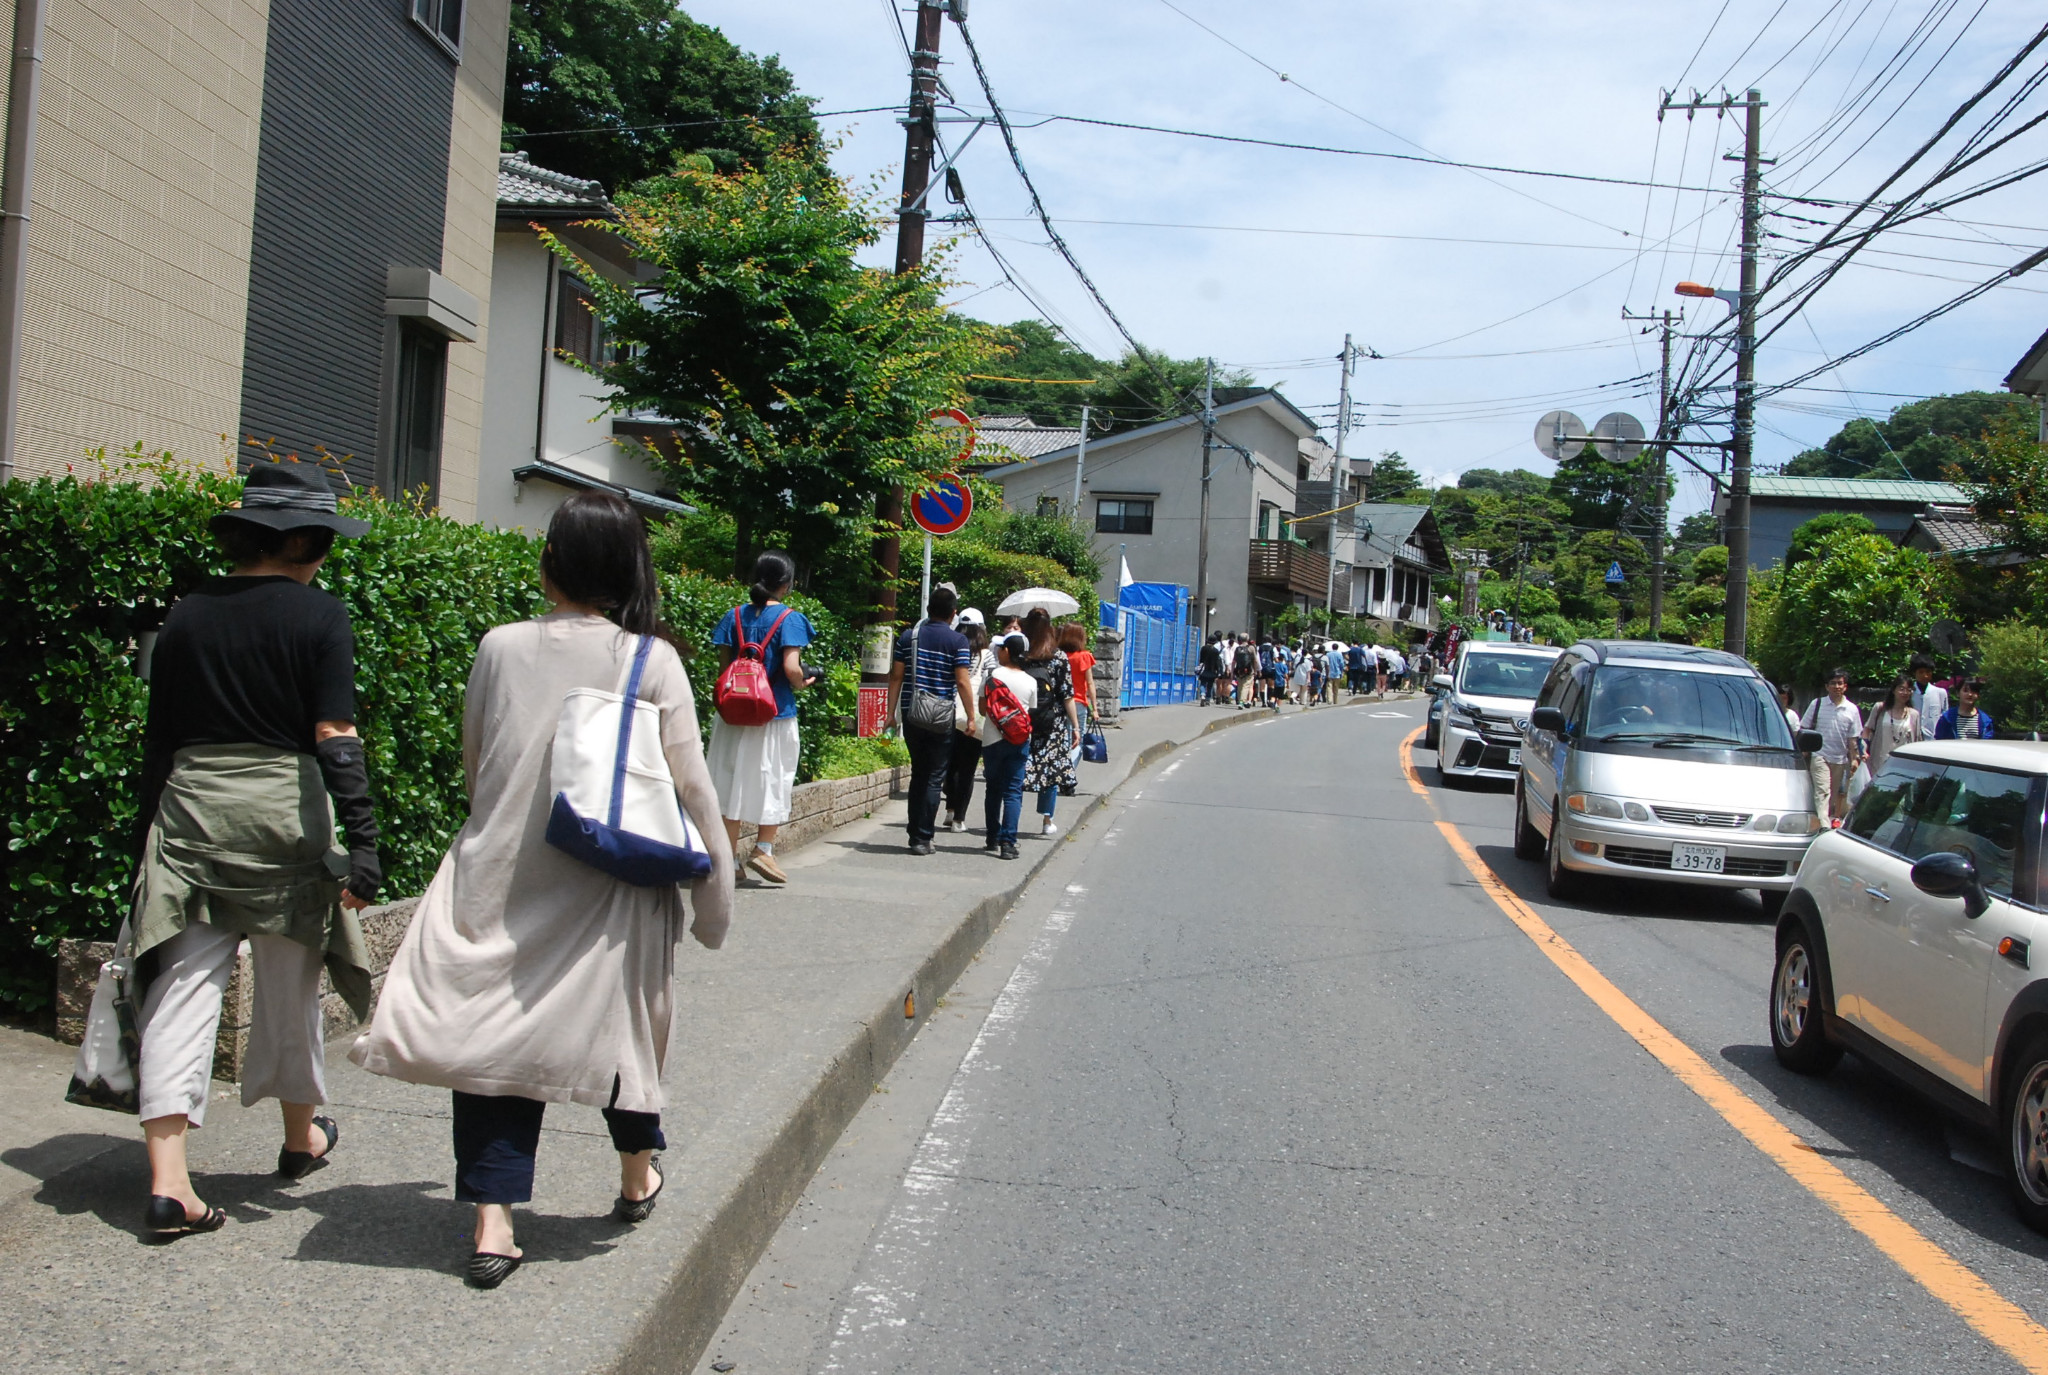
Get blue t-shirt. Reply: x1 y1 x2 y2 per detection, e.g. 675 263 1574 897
712 602 813 719
894 621 972 707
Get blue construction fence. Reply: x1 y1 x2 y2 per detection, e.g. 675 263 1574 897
1099 582 1201 708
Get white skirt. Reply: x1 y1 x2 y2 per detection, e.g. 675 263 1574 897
707 714 800 826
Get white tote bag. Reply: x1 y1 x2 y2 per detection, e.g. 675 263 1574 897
543 635 713 886
64 920 140 1114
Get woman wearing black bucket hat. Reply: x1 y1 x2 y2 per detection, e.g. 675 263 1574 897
117 461 380 1238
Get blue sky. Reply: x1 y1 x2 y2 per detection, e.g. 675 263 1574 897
678 1 2048 519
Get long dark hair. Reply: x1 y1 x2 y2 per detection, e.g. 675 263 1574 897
541 492 680 651
749 550 797 607
1022 608 1056 662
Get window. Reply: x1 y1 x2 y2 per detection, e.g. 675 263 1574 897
1096 498 1153 534
1036 493 1060 517
555 276 602 366
410 0 463 56
1910 765 2036 898
1846 759 1944 856
1580 667 1792 749
391 323 446 499
1459 654 1548 700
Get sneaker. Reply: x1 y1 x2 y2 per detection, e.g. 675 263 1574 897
746 852 788 884
945 815 965 833
1040 816 1058 836
999 843 1020 861
909 840 934 855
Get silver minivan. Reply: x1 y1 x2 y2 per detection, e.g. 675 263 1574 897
1514 640 1825 913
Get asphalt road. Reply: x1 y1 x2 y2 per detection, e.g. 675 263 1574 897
696 703 2048 1374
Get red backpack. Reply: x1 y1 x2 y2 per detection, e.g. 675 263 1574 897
714 606 793 727
983 673 1033 745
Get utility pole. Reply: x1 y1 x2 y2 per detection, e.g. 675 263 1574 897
1625 306 1678 639
1196 358 1215 638
1509 491 1528 638
1726 88 1765 659
1069 403 1090 517
1322 334 1354 635
867 1 949 688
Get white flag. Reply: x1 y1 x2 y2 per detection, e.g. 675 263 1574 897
1118 554 1134 589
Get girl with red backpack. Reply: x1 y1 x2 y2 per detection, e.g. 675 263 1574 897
706 551 815 884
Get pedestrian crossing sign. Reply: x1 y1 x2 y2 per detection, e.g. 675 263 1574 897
1605 561 1625 585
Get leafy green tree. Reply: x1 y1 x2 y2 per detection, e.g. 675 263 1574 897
1365 451 1425 501
995 509 1102 584
1977 618 2048 736
1966 408 2048 558
551 149 996 605
1784 511 1876 568
1457 467 1549 498
505 0 818 192
1674 508 1721 550
963 320 1102 427
1549 441 1643 530
1753 529 1947 690
1781 390 2027 482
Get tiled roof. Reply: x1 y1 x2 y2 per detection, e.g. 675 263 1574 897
972 419 1084 462
1911 507 2004 555
498 152 609 212
1749 475 1968 503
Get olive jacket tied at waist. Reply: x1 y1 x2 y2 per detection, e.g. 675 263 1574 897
132 743 373 1019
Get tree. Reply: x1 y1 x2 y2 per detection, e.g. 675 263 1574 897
1784 512 1875 569
1548 441 1641 530
1753 529 1947 690
1781 390 2027 482
505 1 818 193
551 149 996 606
1673 509 1720 550
1977 619 2048 737
963 321 1102 427
1457 467 1548 498
1365 451 1424 502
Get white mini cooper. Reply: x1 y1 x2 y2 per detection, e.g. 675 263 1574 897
1770 740 2048 1230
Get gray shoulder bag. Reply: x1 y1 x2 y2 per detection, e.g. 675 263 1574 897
905 630 956 735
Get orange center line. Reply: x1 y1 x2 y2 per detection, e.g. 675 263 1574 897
1397 725 2048 1372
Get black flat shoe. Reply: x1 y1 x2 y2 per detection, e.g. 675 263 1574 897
613 1158 664 1224
145 1194 226 1236
277 1115 339 1179
466 1251 523 1289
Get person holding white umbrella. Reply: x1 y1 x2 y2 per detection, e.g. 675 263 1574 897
1012 605 1080 835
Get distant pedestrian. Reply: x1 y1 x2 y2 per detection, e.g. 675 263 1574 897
707 551 815 885
1375 651 1390 700
1934 678 1995 740
1863 675 1920 774
1781 683 1829 821
1233 636 1257 708
1909 654 1949 741
943 609 993 834
979 633 1038 860
125 462 379 1240
888 585 976 855
1018 608 1079 834
1060 622 1096 791
351 492 733 1289
1324 642 1345 703
1346 642 1370 695
1800 667 1865 822
1198 632 1224 705
1290 645 1313 704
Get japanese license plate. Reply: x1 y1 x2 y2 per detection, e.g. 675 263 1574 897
1670 843 1726 873
1507 748 1522 766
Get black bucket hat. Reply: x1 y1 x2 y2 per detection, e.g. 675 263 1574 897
211 462 369 538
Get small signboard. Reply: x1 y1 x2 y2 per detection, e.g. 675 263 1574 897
1605 560 1626 586
857 683 891 739
910 475 973 536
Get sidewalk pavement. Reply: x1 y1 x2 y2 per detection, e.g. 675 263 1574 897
0 690 1414 1375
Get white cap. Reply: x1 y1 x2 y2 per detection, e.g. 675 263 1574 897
958 606 985 627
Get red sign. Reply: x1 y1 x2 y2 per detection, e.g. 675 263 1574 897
930 407 977 464
910 474 973 536
857 684 891 738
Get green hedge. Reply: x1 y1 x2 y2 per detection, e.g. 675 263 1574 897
0 463 858 1015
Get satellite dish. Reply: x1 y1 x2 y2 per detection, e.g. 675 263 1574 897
1534 410 1588 462
1591 412 1647 463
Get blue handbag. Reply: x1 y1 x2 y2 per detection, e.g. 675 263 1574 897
1080 729 1108 764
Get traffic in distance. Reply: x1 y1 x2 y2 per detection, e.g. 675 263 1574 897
1427 638 2048 1234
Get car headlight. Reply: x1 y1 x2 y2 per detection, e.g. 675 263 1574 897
1778 812 1820 834
1566 792 1625 819
1751 814 1777 832
1622 801 1651 821
1447 710 1478 730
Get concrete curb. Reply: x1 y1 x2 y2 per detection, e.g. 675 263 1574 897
621 697 1374 1374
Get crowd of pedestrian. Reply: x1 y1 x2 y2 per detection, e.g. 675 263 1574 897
1194 631 1426 709
1782 652 2000 826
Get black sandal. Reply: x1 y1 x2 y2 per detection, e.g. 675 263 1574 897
277 1115 339 1180
612 1158 664 1224
145 1194 227 1236
466 1251 523 1289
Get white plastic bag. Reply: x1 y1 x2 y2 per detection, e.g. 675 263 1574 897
1846 761 1872 806
65 921 140 1114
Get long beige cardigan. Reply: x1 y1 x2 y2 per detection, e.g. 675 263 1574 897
350 612 734 1113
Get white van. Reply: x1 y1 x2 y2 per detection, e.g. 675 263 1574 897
1434 642 1563 783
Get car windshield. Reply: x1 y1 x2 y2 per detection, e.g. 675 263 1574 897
1581 666 1793 749
1459 655 1547 700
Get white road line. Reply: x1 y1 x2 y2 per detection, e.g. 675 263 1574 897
820 885 1088 1370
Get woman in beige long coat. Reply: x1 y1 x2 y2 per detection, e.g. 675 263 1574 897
351 492 733 1289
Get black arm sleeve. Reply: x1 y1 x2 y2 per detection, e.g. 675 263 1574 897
315 734 381 903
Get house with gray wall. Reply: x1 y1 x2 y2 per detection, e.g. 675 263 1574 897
1715 475 1969 568
980 389 1323 635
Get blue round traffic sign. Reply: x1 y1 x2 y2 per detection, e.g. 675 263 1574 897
911 475 973 536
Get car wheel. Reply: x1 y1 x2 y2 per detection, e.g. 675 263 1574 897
1513 779 1544 861
2003 1037 2048 1235
1544 802 1580 900
1424 722 1438 749
1769 920 1840 1074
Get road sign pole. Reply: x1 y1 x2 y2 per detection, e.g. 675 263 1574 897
919 533 933 628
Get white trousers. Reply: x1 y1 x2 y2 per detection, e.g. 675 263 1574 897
136 921 327 1126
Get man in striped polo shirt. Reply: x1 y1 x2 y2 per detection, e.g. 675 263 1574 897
888 585 977 854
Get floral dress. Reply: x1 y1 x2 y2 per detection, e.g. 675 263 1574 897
1020 651 1077 795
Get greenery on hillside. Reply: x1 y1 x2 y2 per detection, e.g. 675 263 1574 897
963 319 1251 433
1779 390 2026 482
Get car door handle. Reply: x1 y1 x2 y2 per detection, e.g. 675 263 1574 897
1864 886 1891 902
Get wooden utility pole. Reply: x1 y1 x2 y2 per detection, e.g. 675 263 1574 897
1725 89 1765 657
1322 334 1354 634
1196 357 1215 637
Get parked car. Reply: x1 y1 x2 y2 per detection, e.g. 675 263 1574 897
1514 640 1824 909
1769 740 2048 1231
1425 683 1445 749
1434 642 1562 784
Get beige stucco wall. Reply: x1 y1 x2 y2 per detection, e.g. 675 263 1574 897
8 0 270 480
430 0 509 523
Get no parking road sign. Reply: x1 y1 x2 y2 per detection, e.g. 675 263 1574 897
910 475 973 536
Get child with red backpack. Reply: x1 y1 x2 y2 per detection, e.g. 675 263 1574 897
977 634 1039 860
707 552 815 884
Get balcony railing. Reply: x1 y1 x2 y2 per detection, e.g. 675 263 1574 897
1248 539 1330 598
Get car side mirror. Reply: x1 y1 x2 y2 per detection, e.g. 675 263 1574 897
1796 730 1824 753
1530 706 1567 735
1911 850 1990 919
1433 673 1453 690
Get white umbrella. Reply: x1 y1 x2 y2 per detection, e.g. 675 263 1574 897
997 587 1081 618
